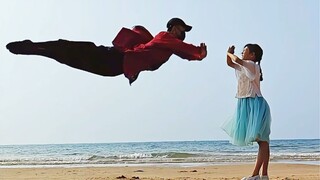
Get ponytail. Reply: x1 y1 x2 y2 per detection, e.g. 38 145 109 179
245 44 264 81
258 61 263 81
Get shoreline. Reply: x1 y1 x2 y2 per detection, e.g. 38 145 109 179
1 160 319 169
0 163 319 180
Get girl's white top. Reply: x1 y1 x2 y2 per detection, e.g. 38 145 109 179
235 60 262 98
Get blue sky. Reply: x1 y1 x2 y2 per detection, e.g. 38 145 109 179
0 0 319 145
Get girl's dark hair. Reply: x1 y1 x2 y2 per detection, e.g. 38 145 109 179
244 44 264 81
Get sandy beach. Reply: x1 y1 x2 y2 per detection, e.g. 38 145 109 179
0 163 319 180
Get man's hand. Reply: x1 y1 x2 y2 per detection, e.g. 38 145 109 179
200 43 207 60
227 45 235 54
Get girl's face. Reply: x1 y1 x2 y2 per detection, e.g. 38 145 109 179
241 47 255 61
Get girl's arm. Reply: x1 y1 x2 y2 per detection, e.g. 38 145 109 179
226 46 240 69
227 51 256 79
227 52 244 65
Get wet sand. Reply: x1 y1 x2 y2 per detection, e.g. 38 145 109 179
0 163 319 180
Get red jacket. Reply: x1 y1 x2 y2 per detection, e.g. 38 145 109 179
112 26 203 84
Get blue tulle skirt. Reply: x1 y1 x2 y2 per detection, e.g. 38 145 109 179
222 96 271 146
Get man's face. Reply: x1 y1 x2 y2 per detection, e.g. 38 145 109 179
173 25 186 41
178 31 186 41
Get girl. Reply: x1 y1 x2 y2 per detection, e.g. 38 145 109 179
222 44 271 180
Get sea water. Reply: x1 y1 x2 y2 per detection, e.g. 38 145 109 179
0 139 319 167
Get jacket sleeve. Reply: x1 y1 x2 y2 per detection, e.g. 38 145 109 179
151 32 202 60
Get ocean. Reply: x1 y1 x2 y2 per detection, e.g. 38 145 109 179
0 139 319 168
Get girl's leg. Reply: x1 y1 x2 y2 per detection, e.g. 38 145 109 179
252 143 264 176
260 141 270 176
252 141 270 176
6 39 124 76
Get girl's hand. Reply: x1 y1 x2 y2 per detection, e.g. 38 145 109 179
228 45 235 54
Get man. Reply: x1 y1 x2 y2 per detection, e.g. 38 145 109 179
6 18 207 84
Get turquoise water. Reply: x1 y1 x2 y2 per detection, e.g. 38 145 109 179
0 139 319 167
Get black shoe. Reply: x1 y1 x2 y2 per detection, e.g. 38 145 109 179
6 40 35 54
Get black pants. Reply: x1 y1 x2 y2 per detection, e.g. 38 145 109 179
6 39 125 76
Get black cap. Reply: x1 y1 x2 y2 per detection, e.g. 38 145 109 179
167 18 192 32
